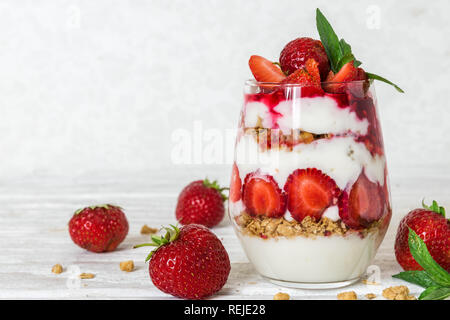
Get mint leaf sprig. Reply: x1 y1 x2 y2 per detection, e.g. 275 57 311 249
316 8 403 93
392 227 450 300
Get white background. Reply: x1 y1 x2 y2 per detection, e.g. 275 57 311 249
0 0 449 300
1 0 449 181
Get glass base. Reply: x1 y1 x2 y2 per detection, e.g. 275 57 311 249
263 275 361 289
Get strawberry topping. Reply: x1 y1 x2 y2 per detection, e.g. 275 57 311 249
323 61 360 93
282 58 322 86
279 37 330 80
248 55 286 83
284 168 341 222
242 171 287 217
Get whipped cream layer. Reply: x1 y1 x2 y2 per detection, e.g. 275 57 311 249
244 95 368 135
237 231 379 283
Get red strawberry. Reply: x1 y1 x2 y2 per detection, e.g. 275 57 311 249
242 171 287 217
135 224 231 299
229 163 242 203
395 201 450 272
339 171 384 229
68 204 129 253
284 168 341 222
248 55 286 83
175 179 226 228
279 37 330 80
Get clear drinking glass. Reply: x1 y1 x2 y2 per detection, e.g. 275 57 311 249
228 80 392 289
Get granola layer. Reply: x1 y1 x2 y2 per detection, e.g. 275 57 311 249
235 212 379 239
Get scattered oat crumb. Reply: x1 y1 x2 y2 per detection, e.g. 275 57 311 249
79 273 95 279
119 260 134 272
365 293 377 299
248 281 257 285
362 279 379 285
273 292 290 300
337 291 357 300
382 286 416 300
51 264 63 274
141 225 158 235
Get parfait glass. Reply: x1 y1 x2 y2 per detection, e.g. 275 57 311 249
228 80 391 289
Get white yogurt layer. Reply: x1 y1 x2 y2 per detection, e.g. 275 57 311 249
237 231 379 283
235 134 385 190
244 95 368 135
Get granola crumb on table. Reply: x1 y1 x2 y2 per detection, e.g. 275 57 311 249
79 273 95 279
337 291 357 300
382 286 416 300
119 260 135 272
273 292 290 300
365 293 377 299
362 279 379 285
51 264 63 274
140 225 158 235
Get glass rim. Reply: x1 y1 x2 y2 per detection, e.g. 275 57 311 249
245 79 370 87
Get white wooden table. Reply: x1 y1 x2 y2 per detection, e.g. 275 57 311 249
0 165 448 299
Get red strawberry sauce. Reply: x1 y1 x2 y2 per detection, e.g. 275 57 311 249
244 86 384 156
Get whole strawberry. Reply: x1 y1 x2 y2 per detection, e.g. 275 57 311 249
395 200 450 272
279 37 330 80
175 179 227 228
68 204 129 253
134 224 231 299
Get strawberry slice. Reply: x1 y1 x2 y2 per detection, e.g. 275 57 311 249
242 171 287 217
283 168 341 222
248 55 286 83
324 61 359 93
339 171 384 229
229 163 242 203
305 58 321 84
281 58 322 88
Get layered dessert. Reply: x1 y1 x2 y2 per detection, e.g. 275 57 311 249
229 9 402 287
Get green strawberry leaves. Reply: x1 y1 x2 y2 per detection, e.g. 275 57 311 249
74 204 120 215
422 199 446 217
203 178 229 202
133 224 180 262
392 228 450 300
315 8 403 93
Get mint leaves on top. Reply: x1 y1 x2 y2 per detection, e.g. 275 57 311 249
392 228 450 300
365 72 404 93
316 9 360 73
315 8 404 93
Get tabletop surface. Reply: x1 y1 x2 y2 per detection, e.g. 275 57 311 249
0 165 448 300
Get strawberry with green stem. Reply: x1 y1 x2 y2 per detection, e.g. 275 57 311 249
134 224 230 300
393 200 450 300
175 178 228 228
68 204 129 253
